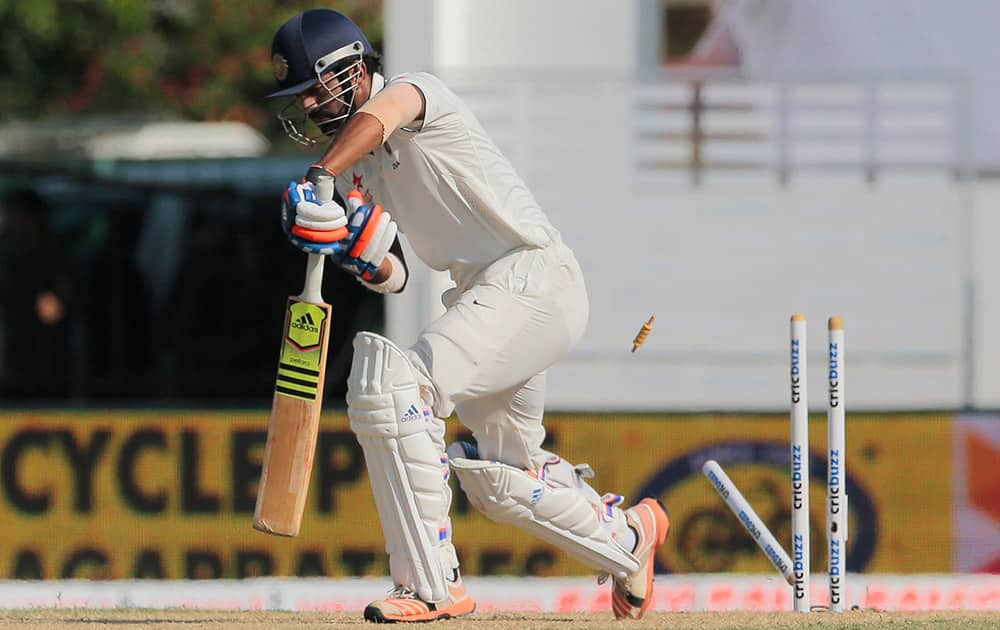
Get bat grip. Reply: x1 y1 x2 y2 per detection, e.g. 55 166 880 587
300 253 326 304
299 166 333 303
305 166 336 202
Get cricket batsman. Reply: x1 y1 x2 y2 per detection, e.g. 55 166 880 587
267 9 670 622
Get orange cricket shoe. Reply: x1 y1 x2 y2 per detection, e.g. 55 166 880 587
611 497 670 620
363 573 475 623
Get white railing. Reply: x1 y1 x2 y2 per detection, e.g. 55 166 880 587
632 74 971 188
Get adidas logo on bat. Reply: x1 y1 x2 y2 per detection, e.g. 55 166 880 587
400 404 423 423
290 313 319 333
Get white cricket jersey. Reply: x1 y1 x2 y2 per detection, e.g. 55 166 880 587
346 72 559 289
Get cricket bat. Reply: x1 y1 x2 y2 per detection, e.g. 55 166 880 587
254 174 342 537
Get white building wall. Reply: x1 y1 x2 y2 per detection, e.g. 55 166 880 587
432 0 637 71
972 181 1000 408
380 1 994 412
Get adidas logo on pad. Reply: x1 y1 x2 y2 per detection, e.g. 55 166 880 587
400 404 422 423
531 486 544 506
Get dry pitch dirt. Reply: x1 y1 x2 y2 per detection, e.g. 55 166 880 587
0 610 998 629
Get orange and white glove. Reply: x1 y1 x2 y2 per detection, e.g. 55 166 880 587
332 190 398 281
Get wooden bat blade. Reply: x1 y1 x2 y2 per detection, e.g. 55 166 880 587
254 296 331 537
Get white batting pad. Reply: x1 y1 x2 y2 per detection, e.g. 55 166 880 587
347 332 453 603
447 446 639 579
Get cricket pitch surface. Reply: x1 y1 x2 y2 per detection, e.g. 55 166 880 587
1 609 999 629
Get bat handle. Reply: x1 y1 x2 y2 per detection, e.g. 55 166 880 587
299 167 333 303
306 167 336 202
299 253 326 304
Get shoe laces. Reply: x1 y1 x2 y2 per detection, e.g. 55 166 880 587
387 585 420 600
599 571 633 589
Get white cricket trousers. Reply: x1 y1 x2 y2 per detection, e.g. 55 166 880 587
408 239 588 470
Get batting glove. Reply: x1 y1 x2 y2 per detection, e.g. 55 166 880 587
280 181 350 255
332 190 398 281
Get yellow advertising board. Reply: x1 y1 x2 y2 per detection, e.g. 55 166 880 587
0 411 953 579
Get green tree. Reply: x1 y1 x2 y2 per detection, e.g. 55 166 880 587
0 0 382 146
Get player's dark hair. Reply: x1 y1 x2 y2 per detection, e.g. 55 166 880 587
364 52 383 75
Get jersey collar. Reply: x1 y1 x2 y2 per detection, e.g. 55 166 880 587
370 72 386 98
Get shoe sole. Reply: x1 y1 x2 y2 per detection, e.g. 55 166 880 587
363 598 476 623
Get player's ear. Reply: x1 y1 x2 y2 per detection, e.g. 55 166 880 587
359 63 372 98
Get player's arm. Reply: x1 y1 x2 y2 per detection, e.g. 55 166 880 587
302 83 422 293
365 236 409 293
312 82 426 177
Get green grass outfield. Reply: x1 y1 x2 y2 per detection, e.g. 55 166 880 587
0 609 998 629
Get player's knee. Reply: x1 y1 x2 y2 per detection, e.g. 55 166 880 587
402 347 446 415
346 331 424 437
